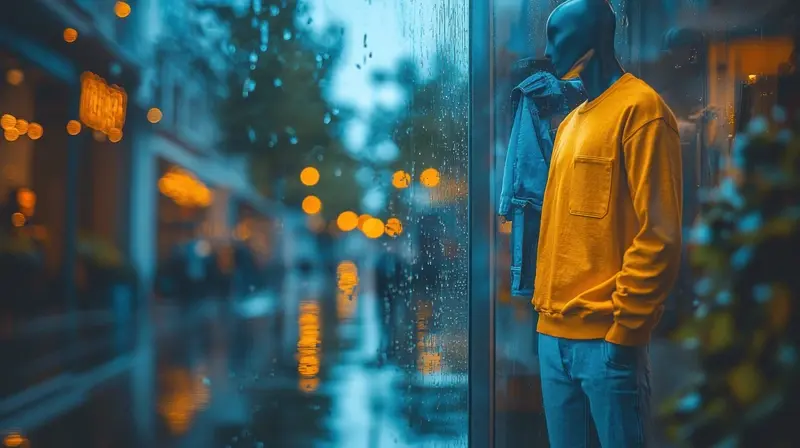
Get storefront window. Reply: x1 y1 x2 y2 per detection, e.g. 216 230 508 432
490 0 796 445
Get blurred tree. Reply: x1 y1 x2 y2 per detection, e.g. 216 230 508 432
662 115 800 446
203 0 361 220
367 53 469 219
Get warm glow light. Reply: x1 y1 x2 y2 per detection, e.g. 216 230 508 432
1 114 16 131
15 119 28 135
114 1 131 18
11 212 25 227
4 128 19 142
3 432 26 447
108 128 122 142
63 28 78 43
336 211 358 232
80 72 127 134
300 166 320 186
6 69 23 86
158 167 213 208
420 168 441 187
336 260 359 320
27 122 43 140
302 195 322 214
66 120 82 135
357 214 371 230
17 188 36 211
385 217 403 237
499 218 512 234
147 107 162 123
297 300 321 392
392 170 411 189
362 217 385 239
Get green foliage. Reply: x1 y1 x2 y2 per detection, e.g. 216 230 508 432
372 55 468 173
662 114 800 447
367 54 468 222
209 0 361 220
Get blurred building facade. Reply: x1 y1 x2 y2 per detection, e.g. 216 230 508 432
0 0 274 320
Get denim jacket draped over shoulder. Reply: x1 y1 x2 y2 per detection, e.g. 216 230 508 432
499 71 584 298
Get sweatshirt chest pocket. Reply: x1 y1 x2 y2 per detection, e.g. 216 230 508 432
568 155 614 219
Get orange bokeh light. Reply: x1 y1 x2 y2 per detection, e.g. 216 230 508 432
66 120 82 135
301 195 322 214
336 211 358 232
63 28 78 43
147 107 162 124
114 1 131 18
300 166 320 187
27 122 43 140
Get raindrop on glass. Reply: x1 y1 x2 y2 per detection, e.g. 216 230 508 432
249 52 258 64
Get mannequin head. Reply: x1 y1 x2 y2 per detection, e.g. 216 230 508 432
544 0 618 80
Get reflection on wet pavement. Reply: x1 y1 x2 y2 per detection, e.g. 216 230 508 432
2 261 469 448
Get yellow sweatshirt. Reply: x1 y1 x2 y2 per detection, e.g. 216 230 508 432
533 73 683 346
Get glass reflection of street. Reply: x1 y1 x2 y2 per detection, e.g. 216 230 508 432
2 256 468 448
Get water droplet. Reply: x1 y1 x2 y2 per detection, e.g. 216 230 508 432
252 0 262 14
283 29 292 40
323 113 331 124
289 136 298 145
335 168 342 177
248 127 256 143
270 5 280 16
249 52 258 64
274 78 283 87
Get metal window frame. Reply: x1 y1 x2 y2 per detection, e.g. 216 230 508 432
469 0 496 445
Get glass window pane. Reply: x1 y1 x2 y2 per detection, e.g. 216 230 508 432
491 0 795 446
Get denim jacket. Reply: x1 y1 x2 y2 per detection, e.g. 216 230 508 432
499 72 584 298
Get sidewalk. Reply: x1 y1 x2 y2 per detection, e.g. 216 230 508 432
0 298 225 434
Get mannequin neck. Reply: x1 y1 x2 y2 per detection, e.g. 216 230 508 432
578 47 626 101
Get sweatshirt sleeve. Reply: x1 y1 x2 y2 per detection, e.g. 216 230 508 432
605 117 683 346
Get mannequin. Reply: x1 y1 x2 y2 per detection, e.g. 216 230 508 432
543 0 624 99
533 1 684 447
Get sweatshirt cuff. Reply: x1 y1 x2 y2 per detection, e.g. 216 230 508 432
605 321 653 346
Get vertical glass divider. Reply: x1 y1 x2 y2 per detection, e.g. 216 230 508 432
468 0 496 445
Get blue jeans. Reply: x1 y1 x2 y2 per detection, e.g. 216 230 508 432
538 333 652 448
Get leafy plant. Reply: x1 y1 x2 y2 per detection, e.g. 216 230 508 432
203 0 361 219
662 112 800 447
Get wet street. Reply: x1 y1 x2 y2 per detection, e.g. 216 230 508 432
0 263 469 448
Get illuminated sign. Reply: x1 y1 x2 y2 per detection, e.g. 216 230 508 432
79 72 127 134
